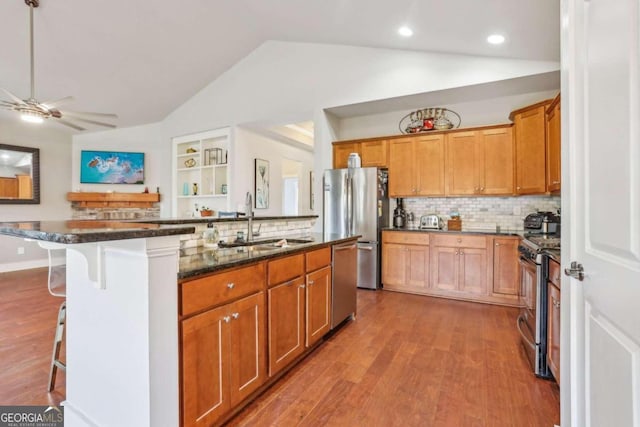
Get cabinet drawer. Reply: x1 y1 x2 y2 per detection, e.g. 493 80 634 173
431 234 487 248
181 262 266 316
268 253 305 286
306 247 331 272
548 259 561 287
382 231 429 245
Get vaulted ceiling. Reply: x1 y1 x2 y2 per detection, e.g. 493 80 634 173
0 0 559 132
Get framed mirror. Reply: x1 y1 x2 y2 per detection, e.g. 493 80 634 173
0 143 40 204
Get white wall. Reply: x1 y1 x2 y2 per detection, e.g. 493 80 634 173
336 89 560 140
72 122 170 215
232 127 314 216
0 118 72 271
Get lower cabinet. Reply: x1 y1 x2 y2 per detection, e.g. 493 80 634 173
381 231 429 294
181 291 266 427
306 265 332 347
547 259 561 385
382 231 521 306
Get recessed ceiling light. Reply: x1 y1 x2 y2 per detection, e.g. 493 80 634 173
398 26 413 37
487 34 506 45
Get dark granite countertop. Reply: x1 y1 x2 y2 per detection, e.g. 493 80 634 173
381 227 524 237
135 215 318 225
179 233 358 280
0 220 196 244
545 249 561 263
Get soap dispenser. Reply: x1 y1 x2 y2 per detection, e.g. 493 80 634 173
203 223 219 248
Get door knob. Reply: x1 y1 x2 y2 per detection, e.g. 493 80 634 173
564 261 585 281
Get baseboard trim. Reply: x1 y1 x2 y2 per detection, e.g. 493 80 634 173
0 258 50 273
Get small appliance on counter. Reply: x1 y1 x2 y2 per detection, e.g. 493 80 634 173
524 211 561 235
419 214 442 230
393 198 406 228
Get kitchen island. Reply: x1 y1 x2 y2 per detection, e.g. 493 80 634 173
0 220 357 427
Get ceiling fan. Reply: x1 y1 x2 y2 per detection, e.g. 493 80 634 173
0 0 117 131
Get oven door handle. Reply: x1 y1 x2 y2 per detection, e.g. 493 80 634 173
517 315 536 351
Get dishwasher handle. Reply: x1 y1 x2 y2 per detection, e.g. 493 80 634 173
334 243 357 251
517 315 536 351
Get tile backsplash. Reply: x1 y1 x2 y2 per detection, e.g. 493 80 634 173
395 196 561 232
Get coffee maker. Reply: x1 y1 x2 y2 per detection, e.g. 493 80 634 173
393 198 406 228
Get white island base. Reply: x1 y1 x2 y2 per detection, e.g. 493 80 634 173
61 235 181 427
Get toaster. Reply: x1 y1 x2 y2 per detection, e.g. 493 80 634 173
420 214 442 230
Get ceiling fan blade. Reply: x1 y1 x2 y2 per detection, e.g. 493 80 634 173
56 119 86 131
62 115 116 128
40 96 74 109
1 88 26 105
61 110 118 119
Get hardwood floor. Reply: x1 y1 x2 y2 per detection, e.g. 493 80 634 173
0 269 559 426
228 290 560 427
0 267 65 406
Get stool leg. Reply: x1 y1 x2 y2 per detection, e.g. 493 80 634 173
48 301 66 392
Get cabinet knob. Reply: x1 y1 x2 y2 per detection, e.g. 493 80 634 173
495 242 500 246
227 282 235 289
222 316 231 323
231 312 239 319
480 187 484 191
299 284 306 289
460 251 464 255
457 238 462 243
517 186 521 190
308 280 314 285
455 251 459 255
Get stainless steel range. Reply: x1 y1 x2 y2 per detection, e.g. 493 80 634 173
517 234 560 379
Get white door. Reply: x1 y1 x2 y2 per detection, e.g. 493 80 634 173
563 0 640 426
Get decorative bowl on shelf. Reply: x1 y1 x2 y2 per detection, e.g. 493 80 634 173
184 158 196 168
200 209 214 217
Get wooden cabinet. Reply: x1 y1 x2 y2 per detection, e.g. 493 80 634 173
16 175 32 199
445 126 514 196
267 254 305 376
492 237 520 302
360 140 388 167
511 100 552 194
546 94 561 193
381 231 429 294
267 248 332 375
547 259 561 385
306 266 332 347
181 291 266 427
389 134 445 197
430 234 488 296
333 142 360 168
333 139 388 168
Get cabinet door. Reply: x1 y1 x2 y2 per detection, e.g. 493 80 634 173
479 127 515 195
514 105 548 194
445 131 479 195
389 138 416 197
547 283 561 384
181 305 230 427
492 238 520 296
228 292 266 406
406 245 429 291
333 143 360 169
415 134 446 196
381 243 408 288
360 140 388 167
546 98 561 193
430 246 458 292
306 266 332 347
267 277 305 376
458 248 488 295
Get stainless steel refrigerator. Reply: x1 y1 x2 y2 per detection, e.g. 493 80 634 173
323 167 389 289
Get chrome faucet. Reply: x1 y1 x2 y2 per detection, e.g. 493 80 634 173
245 192 254 242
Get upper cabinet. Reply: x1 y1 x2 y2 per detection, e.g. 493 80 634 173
445 126 514 196
546 94 561 193
389 134 445 197
510 100 552 195
172 128 230 217
332 139 388 168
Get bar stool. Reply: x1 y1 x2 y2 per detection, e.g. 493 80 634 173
45 245 66 392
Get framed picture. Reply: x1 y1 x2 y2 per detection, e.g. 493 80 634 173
254 158 269 209
80 150 144 184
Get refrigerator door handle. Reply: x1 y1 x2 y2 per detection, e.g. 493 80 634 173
346 174 353 235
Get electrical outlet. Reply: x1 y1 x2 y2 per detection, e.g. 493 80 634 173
17 247 25 255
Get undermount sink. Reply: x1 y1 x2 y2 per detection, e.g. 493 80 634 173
218 237 313 250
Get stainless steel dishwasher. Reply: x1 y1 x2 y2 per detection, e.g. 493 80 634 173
331 241 357 329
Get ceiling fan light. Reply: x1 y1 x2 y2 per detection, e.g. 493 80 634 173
21 112 44 123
